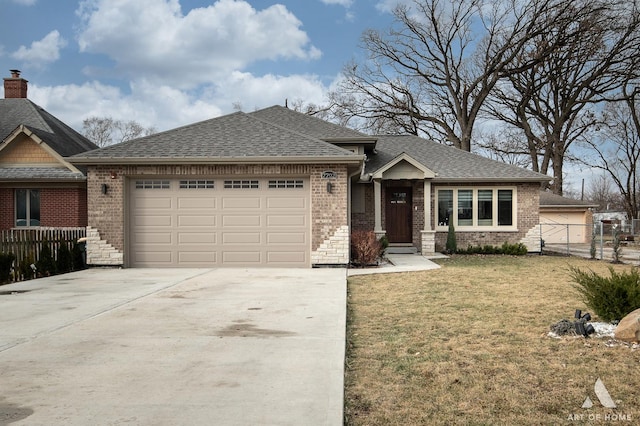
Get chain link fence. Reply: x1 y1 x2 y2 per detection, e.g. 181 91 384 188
541 220 640 265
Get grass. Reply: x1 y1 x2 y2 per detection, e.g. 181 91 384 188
345 255 640 425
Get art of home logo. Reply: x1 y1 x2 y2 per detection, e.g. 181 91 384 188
567 378 633 422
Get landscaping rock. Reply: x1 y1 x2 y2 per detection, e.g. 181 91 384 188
614 308 640 343
550 319 576 336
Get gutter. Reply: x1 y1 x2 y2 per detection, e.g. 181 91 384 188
68 155 365 166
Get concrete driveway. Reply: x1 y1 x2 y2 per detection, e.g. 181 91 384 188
0 268 346 426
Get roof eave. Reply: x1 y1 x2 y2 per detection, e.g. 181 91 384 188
68 155 365 166
541 203 599 209
433 176 551 183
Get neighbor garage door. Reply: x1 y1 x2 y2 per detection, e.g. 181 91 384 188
128 177 310 267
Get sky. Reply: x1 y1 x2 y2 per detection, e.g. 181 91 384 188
0 0 599 194
0 0 403 132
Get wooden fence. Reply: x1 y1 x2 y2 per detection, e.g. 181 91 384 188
0 227 86 269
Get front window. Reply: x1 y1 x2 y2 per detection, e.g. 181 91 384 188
437 190 453 226
498 190 513 226
16 189 40 227
436 188 515 228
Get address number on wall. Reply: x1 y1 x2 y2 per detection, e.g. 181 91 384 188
322 171 337 179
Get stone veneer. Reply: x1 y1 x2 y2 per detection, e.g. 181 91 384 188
311 225 350 265
86 163 350 267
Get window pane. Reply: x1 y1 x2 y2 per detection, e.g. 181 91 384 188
16 189 27 226
498 190 513 226
437 190 453 226
457 190 473 226
29 190 40 226
478 190 493 226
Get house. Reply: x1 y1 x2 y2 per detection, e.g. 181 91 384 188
69 106 549 268
0 70 98 230
539 191 597 244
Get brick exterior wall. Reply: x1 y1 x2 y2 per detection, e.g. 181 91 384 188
0 188 13 230
40 188 88 227
351 183 375 231
86 163 350 266
0 186 88 230
351 180 543 254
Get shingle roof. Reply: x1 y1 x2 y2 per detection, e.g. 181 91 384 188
539 191 598 208
0 98 98 156
249 105 375 141
0 167 85 181
366 135 550 182
71 110 359 162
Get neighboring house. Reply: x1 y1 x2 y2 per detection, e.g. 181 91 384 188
0 70 98 231
70 106 550 268
539 191 598 244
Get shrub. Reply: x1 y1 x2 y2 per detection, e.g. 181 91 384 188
18 255 36 281
590 227 597 260
500 242 528 256
36 239 56 277
72 241 86 271
379 235 389 256
56 240 73 274
612 225 622 263
0 252 15 284
456 242 528 256
445 223 457 254
570 266 640 322
351 230 381 266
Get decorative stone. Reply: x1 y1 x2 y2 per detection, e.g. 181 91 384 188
614 308 640 343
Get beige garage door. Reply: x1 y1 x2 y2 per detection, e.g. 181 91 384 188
128 177 310 267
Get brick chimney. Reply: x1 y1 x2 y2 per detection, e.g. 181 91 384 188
4 69 28 98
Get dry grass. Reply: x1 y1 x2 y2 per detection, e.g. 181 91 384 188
345 255 640 425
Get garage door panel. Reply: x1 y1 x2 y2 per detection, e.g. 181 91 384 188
178 233 216 244
135 198 173 209
134 251 173 264
178 197 216 209
267 215 306 226
178 215 216 227
134 232 173 244
222 197 261 209
223 215 261 227
222 251 262 263
267 196 306 209
130 177 309 267
267 251 307 263
135 215 172 227
222 232 262 244
267 232 306 244
178 251 217 263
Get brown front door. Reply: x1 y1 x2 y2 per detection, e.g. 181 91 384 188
385 187 412 243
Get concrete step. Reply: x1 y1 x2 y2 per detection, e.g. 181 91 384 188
385 246 418 254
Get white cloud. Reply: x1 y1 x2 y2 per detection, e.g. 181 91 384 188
375 0 411 13
27 70 335 133
320 0 353 6
76 0 322 88
11 30 67 67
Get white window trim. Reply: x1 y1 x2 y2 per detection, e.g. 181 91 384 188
15 188 41 228
435 187 518 231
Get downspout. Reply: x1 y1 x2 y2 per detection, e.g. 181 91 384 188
348 156 366 265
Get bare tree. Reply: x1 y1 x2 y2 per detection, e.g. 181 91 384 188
82 116 156 147
486 0 640 194
584 85 640 219
586 173 623 212
330 0 570 150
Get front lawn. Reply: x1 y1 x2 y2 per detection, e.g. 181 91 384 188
345 255 639 425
